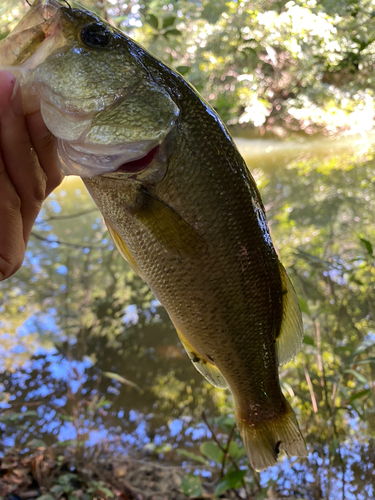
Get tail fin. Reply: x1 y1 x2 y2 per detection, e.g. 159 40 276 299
236 399 307 471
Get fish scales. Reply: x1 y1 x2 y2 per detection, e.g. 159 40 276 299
85 70 287 420
0 0 307 470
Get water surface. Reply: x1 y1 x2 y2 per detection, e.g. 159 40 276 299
1 135 375 499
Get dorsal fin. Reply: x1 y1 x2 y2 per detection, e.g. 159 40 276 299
276 262 304 365
106 222 144 279
175 326 228 389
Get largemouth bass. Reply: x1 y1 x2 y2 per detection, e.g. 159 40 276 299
0 0 307 470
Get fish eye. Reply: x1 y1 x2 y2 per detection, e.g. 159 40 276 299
80 22 111 48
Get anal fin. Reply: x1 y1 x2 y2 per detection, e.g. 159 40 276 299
276 262 304 365
175 327 228 389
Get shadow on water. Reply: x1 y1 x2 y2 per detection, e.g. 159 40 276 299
0 135 375 498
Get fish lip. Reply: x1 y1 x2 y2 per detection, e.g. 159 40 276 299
56 136 163 177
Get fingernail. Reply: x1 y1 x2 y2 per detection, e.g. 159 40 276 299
10 77 23 116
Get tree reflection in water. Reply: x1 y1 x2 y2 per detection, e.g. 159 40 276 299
0 137 375 498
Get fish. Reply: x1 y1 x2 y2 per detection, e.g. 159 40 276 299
0 0 307 470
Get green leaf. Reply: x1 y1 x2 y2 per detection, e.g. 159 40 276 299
178 449 207 464
349 338 375 360
356 357 375 365
303 335 315 346
147 14 159 30
214 469 247 496
162 16 176 29
57 473 77 485
227 441 246 459
164 28 182 37
215 415 236 433
56 439 81 447
95 397 113 408
156 443 173 453
90 482 115 498
299 297 310 315
181 474 203 497
37 496 55 500
359 237 373 256
176 65 191 75
200 441 224 463
58 414 75 422
255 489 269 500
344 369 369 385
51 485 67 495
103 371 141 392
330 437 339 456
90 481 115 498
19 410 38 418
349 389 371 402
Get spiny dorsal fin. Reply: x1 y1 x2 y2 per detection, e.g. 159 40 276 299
276 262 304 365
133 189 206 257
106 222 144 279
175 327 228 389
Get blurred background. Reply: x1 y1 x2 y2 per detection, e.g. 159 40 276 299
1 1 375 499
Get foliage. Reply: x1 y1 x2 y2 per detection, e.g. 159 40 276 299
2 0 375 135
180 474 203 498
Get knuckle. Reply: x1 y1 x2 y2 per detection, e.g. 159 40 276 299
32 178 47 205
42 132 55 151
30 161 48 204
45 166 64 196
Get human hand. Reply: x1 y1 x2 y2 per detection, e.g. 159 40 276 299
0 70 64 281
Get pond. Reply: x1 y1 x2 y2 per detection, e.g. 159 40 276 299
0 134 375 499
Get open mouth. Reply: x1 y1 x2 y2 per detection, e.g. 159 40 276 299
116 145 159 174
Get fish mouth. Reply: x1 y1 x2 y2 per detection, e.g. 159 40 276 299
56 136 163 177
115 146 160 174
38 89 167 178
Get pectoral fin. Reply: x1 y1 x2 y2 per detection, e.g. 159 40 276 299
133 189 206 257
106 222 144 279
175 327 228 389
275 262 304 365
